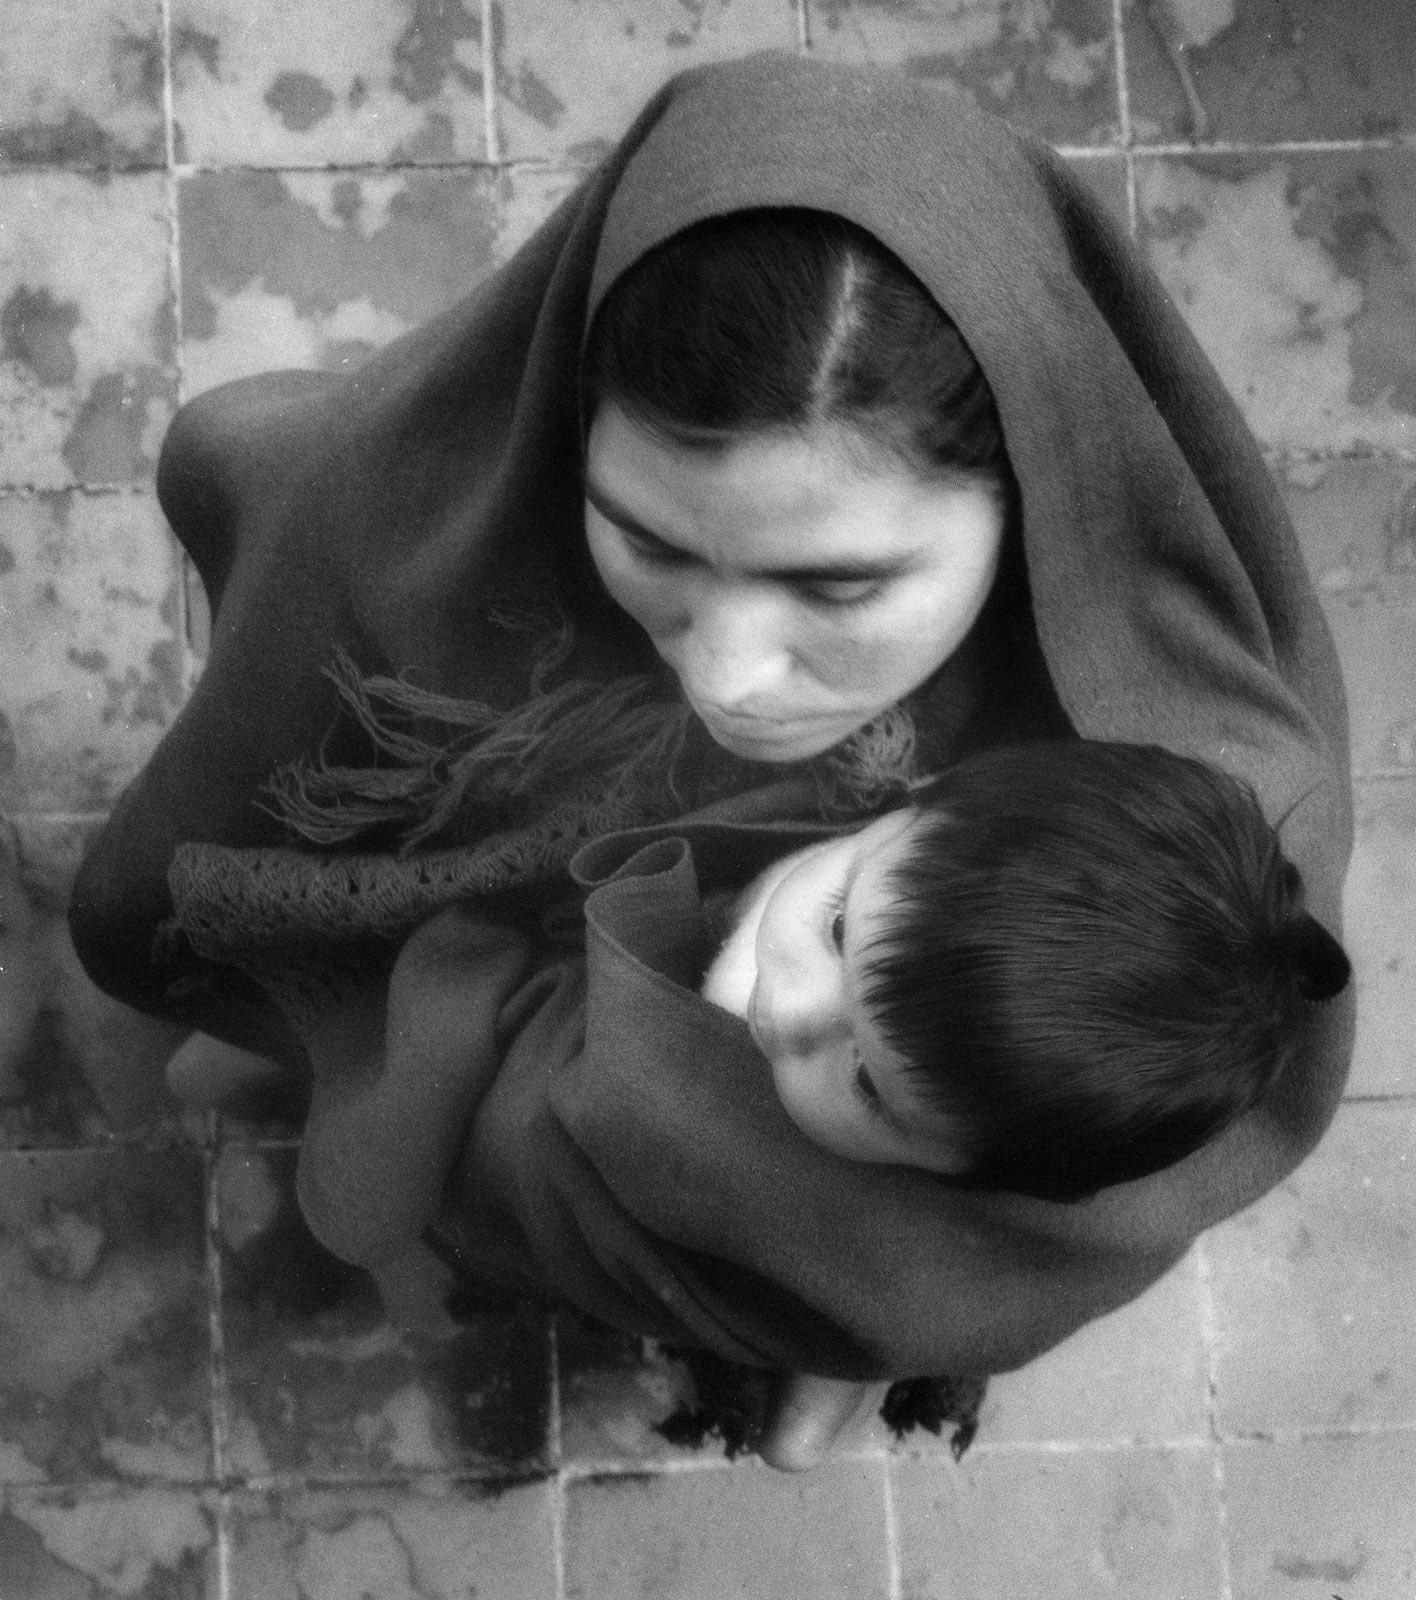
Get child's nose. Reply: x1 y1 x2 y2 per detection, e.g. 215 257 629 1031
755 967 848 1059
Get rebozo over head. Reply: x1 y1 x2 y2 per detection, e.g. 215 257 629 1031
863 742 1352 1203
579 209 1016 763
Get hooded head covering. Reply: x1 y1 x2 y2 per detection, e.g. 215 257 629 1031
70 53 1353 1377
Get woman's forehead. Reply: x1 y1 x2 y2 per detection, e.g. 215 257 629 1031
586 403 991 568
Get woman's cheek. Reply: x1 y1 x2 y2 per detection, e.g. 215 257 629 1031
801 605 926 698
594 549 675 636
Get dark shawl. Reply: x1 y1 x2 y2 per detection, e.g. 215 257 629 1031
70 53 1353 1378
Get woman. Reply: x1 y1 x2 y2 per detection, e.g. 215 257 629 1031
69 54 1354 1468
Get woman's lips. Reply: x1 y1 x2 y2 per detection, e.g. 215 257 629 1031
694 703 833 740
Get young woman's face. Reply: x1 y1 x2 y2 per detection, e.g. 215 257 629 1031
584 403 1005 763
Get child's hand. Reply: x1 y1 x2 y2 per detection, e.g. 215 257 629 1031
756 1374 877 1471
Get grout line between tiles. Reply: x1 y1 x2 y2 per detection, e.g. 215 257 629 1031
904 1434 1215 1461
1108 0 1139 234
880 1453 903 1600
550 1470 569 1600
203 1116 234 1490
1130 135 1415 157
214 1491 235 1600
481 0 501 166
1196 1237 1236 1600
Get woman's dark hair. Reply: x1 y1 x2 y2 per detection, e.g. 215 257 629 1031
862 741 1351 1203
582 208 1006 480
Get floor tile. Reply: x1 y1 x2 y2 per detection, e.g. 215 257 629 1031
0 1148 210 1487
1136 150 1416 456
1280 457 1416 783
0 0 165 168
176 168 501 400
1341 782 1416 1098
493 167 596 266
0 816 190 1147
951 1249 1208 1449
493 0 800 166
891 1443 1224 1600
563 1457 890 1600
1124 0 1416 147
1223 1433 1416 1600
0 1482 219 1597
226 1479 556 1600
170 0 488 166
806 0 1120 146
215 1145 551 1482
0 171 175 491
0 492 183 815
1204 1100 1416 1437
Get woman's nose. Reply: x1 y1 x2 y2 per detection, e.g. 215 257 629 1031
672 587 790 710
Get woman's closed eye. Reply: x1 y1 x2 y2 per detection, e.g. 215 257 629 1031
797 577 885 610
621 525 694 566
825 889 847 952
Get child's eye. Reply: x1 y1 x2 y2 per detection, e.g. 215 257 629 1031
825 891 847 952
854 1062 882 1111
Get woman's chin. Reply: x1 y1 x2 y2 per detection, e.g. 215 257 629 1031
696 713 848 764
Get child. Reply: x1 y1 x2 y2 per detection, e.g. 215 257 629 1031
702 740 1350 1202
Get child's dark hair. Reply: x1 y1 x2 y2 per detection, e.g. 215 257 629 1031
862 741 1351 1203
582 208 1006 483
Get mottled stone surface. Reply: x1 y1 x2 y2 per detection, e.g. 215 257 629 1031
0 1483 219 1597
0 173 175 491
171 0 490 165
1283 457 1416 782
0 0 166 168
892 1445 1225 1600
1137 150 1416 455
215 1146 553 1482
0 1149 210 1487
1125 0 1416 146
807 0 1120 145
176 168 501 399
1205 1101 1416 1436
563 1460 891 1600
1223 1433 1416 1600
226 1481 557 1600
493 0 800 165
0 815 188 1147
0 492 183 814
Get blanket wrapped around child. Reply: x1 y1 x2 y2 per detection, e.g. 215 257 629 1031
70 53 1354 1384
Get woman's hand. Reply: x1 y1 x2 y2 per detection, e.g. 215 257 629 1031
756 1373 879 1471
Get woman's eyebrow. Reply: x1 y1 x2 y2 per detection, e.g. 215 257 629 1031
584 479 673 546
584 479 912 583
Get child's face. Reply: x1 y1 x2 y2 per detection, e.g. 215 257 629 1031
749 811 969 1173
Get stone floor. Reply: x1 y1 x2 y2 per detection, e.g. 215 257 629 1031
0 1 1413 1595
